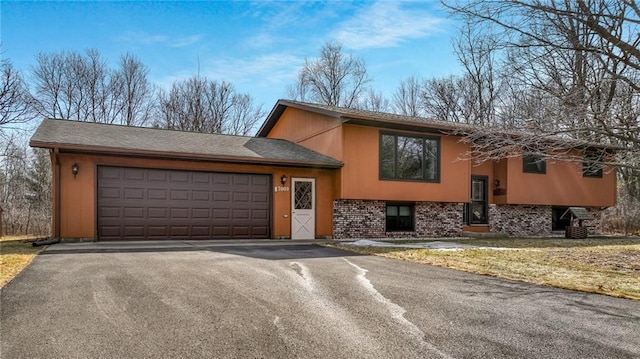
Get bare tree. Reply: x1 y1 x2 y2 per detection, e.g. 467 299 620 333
422 75 480 123
359 89 390 112
1 59 34 131
392 76 424 117
111 53 154 126
443 0 640 157
223 94 265 136
288 41 371 108
31 49 153 125
158 76 264 135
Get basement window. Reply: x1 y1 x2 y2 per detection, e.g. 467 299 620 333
386 204 414 232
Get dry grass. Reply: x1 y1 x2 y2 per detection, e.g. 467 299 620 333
335 237 640 300
0 236 46 288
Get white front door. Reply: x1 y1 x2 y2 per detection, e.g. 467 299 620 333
291 178 315 240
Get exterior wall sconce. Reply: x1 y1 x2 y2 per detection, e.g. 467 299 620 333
280 174 287 185
494 179 500 188
72 163 79 178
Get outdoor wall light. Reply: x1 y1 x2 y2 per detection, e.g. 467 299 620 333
71 163 79 178
494 179 500 188
280 174 287 185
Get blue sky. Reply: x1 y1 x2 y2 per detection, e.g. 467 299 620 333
2 1 463 111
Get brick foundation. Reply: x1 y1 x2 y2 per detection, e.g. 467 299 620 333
489 204 552 237
333 200 603 239
333 200 463 239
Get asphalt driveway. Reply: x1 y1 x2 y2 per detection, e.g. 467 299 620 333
2 242 639 359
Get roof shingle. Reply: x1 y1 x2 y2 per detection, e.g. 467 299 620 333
30 119 342 168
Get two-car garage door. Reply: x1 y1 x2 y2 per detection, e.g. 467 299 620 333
97 166 271 240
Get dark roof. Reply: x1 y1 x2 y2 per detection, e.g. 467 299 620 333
30 119 342 168
257 100 620 151
560 207 595 221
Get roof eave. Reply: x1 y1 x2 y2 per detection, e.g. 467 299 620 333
29 141 344 169
256 99 343 137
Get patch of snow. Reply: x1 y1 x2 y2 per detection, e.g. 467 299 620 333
343 258 453 359
343 239 480 250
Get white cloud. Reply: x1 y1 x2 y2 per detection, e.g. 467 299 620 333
207 52 303 86
168 35 204 48
333 1 444 49
156 52 303 91
117 31 202 48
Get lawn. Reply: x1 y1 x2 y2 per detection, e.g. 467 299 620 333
0 236 46 288
334 237 640 300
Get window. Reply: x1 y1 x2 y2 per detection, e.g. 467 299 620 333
583 150 603 178
380 132 440 182
386 204 414 231
523 153 546 173
464 176 488 225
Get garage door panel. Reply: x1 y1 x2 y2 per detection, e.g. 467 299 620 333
252 226 269 236
124 188 145 200
124 168 145 181
253 209 269 219
97 167 270 240
192 191 210 201
233 192 250 202
233 209 250 219
170 190 189 201
100 187 121 199
148 207 168 218
192 208 210 219
213 209 230 219
123 208 144 218
213 226 230 237
192 226 211 236
148 226 168 237
99 167 122 180
213 191 230 202
213 173 231 184
124 226 145 237
170 208 189 219
100 207 121 218
170 172 189 182
148 189 168 200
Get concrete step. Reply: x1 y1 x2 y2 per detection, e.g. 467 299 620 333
462 231 509 239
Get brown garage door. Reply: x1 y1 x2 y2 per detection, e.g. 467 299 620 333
97 166 271 240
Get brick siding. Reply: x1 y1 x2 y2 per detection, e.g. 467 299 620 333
489 204 552 237
333 200 463 239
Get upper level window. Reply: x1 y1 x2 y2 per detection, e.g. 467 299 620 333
583 150 603 178
380 132 440 182
523 153 546 174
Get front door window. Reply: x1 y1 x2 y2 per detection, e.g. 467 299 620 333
466 176 488 225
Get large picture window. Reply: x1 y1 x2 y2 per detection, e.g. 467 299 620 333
386 204 414 231
380 132 440 182
523 153 546 174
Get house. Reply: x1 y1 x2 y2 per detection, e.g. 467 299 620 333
29 100 616 241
